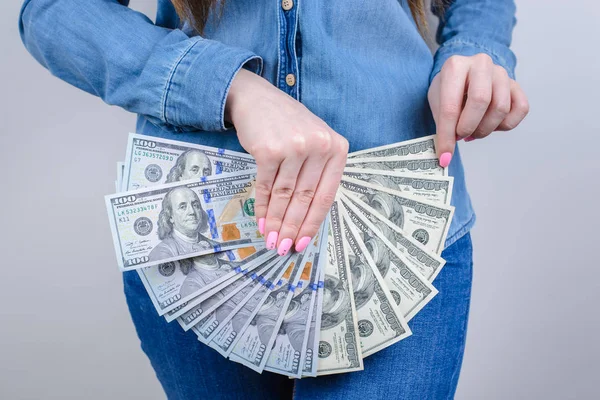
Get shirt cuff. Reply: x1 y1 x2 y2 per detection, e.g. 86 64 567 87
429 39 517 85
162 36 263 132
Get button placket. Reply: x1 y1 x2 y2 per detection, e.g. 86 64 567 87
277 0 300 99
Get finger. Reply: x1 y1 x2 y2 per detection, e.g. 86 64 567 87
264 152 306 251
469 66 512 140
436 56 470 166
252 146 284 236
496 79 530 131
276 155 328 254
456 54 493 140
295 138 349 251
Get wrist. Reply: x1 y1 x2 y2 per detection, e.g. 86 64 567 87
225 68 270 125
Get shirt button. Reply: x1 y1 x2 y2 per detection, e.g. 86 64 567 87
285 73 296 86
281 0 294 11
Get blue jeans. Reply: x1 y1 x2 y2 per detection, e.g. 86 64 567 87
123 232 473 400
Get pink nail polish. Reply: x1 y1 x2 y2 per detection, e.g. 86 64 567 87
464 136 475 142
278 238 293 256
258 218 265 235
439 152 452 168
266 231 278 250
295 236 312 252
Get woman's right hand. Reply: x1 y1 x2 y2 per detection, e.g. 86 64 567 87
225 68 349 256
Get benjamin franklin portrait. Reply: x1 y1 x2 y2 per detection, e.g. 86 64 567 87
209 268 267 332
226 285 266 335
363 235 391 280
279 286 313 352
177 253 236 300
251 286 290 345
355 175 405 234
320 274 350 330
166 149 212 183
148 187 217 261
348 254 376 310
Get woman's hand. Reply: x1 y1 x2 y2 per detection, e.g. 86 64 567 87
225 69 349 255
427 53 530 166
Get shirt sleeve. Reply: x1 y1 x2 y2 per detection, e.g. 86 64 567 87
18 0 264 133
429 0 518 84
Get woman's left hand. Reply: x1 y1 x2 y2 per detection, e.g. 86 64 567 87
427 53 530 167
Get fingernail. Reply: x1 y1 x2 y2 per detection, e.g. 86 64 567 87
464 136 475 142
278 238 293 256
258 218 265 235
295 236 312 252
439 152 452 168
266 231 278 250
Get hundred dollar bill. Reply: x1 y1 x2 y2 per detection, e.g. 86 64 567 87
340 203 412 357
123 133 255 190
339 194 438 321
340 177 454 255
348 135 436 159
172 251 280 329
264 232 325 377
193 255 288 345
301 221 328 377
207 255 293 355
346 156 447 176
162 250 276 322
301 275 325 377
342 195 445 281
105 171 263 271
317 200 363 376
229 253 306 373
181 256 280 333
137 246 270 316
343 169 453 206
164 272 242 323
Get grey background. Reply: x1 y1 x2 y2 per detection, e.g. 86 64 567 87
1 1 598 399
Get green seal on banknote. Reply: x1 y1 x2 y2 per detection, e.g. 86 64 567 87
244 198 255 216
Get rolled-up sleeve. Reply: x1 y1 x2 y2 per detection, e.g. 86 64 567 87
429 0 517 84
19 0 263 132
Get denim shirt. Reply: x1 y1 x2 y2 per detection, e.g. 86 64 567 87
19 0 517 249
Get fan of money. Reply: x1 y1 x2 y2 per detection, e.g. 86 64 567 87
106 133 454 377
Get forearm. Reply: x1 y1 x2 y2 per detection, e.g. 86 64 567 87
19 0 263 132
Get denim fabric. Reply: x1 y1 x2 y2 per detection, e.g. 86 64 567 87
19 0 518 249
122 232 473 399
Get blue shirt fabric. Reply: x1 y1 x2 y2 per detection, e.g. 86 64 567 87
19 0 518 249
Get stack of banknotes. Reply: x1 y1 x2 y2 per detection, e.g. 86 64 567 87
106 133 454 377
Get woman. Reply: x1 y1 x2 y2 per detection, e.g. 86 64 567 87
19 0 529 398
